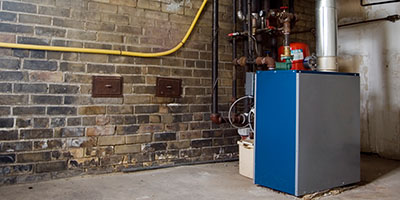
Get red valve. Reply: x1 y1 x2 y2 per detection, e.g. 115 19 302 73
228 32 240 37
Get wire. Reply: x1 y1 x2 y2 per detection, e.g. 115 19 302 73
248 107 255 133
228 95 254 129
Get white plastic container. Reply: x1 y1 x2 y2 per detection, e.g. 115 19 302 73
238 140 254 179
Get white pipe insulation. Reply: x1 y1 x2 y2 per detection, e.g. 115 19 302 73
316 0 338 72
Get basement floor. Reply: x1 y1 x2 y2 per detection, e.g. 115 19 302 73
0 154 399 200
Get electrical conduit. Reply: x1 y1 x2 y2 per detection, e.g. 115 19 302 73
0 0 208 58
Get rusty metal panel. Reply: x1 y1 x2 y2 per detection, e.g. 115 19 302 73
156 77 182 98
92 76 123 98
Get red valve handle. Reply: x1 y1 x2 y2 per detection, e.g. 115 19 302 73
280 6 288 10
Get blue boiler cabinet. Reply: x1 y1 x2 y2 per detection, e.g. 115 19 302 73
254 70 360 196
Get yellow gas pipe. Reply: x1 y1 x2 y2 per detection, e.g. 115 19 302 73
0 0 208 58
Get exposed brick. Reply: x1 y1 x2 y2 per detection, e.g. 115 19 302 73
135 105 159 114
0 11 16 22
49 85 79 94
17 36 49 45
0 71 27 82
23 60 57 71
126 134 152 144
115 144 141 154
2 1 37 14
16 118 31 128
0 154 15 164
0 58 20 70
0 83 12 93
32 95 62 105
82 117 96 126
0 118 14 128
180 149 201 158
17 152 52 163
0 107 11 115
36 161 67 173
50 118 66 128
64 74 92 84
20 129 53 139
115 66 141 74
168 141 190 149
60 62 85 72
0 130 18 140
67 30 96 41
34 139 62 150
39 6 70 17
0 23 33 34
29 71 63 82
98 136 125 146
116 125 139 135
33 118 49 128
148 142 167 151
53 18 84 29
19 14 51 25
191 139 212 148
138 124 163 133
86 126 115 136
224 145 239 153
86 22 115 32
78 106 106 115
35 26 66 37
107 106 133 114
0 141 32 152
203 130 223 138
87 64 115 74
14 84 47 93
137 0 161 11
47 107 77 115
29 50 46 58
67 118 81 126
13 107 45 115
154 132 176 141
29 50 45 58
88 2 117 13
60 127 85 137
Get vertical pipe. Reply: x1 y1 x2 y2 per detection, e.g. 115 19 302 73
212 0 219 115
289 0 294 14
316 0 338 72
232 0 237 102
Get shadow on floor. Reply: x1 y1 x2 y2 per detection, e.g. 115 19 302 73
360 153 400 184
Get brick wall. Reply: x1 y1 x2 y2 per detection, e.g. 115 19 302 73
291 0 316 51
0 0 316 185
0 0 239 185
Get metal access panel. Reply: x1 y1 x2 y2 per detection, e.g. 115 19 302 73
92 76 123 98
254 70 360 196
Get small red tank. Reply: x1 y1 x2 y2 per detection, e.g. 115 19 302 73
278 42 310 70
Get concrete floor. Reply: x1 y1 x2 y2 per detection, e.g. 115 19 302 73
0 154 399 200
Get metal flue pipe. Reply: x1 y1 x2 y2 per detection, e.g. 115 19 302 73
316 0 338 72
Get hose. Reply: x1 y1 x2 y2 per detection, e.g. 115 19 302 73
228 95 254 129
248 107 255 133
0 0 208 58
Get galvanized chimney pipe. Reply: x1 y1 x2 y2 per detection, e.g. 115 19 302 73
316 0 338 72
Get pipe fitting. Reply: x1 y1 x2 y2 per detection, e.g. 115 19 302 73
233 56 248 67
256 56 275 69
211 113 226 124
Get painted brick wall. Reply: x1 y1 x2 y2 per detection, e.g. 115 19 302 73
0 0 239 185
